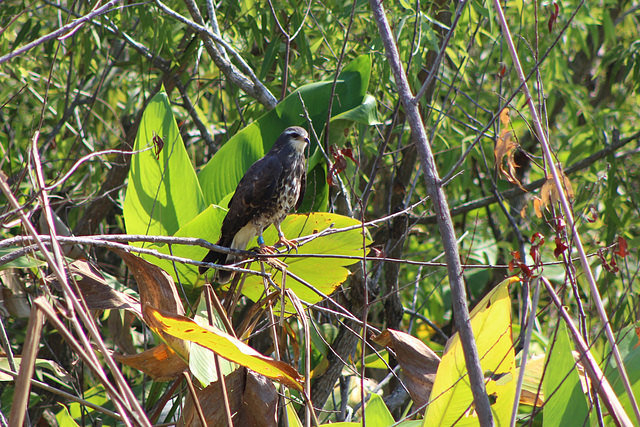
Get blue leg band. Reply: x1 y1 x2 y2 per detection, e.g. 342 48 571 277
257 235 265 245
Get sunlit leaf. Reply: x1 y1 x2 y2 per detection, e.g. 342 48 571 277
237 212 371 307
542 321 590 427
123 88 205 237
144 304 305 391
423 277 518 426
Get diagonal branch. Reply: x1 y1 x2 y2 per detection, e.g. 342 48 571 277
155 0 277 109
368 0 494 424
491 0 640 424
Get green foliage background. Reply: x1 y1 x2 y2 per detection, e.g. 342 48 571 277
2 0 640 424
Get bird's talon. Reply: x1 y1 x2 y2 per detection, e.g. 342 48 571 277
276 236 298 251
259 244 276 254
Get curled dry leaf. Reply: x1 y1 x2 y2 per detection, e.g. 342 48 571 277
113 248 184 315
540 170 574 212
113 248 190 365
114 343 188 381
177 367 277 427
494 108 527 191
372 328 440 413
45 259 141 315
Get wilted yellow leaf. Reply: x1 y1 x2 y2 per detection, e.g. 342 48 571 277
144 304 305 391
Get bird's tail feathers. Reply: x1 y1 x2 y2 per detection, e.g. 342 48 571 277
199 249 236 284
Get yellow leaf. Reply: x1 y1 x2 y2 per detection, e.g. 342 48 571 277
499 108 510 127
143 304 305 391
533 197 544 219
239 213 372 307
424 277 518 426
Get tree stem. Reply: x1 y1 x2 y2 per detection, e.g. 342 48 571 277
368 0 494 425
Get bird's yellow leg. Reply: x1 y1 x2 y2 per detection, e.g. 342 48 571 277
257 234 276 254
274 224 298 250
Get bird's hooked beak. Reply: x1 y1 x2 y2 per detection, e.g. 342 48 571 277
292 134 310 153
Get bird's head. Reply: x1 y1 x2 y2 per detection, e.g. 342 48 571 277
275 126 309 155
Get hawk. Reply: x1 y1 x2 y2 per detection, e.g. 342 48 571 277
199 126 309 283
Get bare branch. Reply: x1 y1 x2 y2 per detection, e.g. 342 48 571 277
492 0 640 421
154 0 277 108
368 0 494 424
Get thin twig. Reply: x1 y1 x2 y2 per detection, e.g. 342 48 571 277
0 0 124 65
492 0 640 422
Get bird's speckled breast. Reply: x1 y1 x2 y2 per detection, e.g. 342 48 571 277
251 152 305 233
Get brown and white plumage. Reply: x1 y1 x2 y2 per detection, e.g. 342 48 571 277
199 126 309 283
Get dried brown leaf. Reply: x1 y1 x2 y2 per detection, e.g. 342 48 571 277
539 171 574 211
494 109 526 191
114 343 187 381
113 249 183 315
46 260 141 315
114 249 189 361
372 329 440 413
178 368 277 427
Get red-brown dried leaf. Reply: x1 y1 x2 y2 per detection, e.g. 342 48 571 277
519 263 533 279
341 147 359 166
586 205 598 223
548 2 559 32
554 237 569 258
497 62 508 78
597 248 618 274
554 216 566 232
152 132 164 160
614 236 629 258
327 145 358 185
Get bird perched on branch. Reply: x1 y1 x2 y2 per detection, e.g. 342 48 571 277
199 126 309 283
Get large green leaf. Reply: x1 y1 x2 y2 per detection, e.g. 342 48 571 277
197 55 373 211
604 324 640 423
423 277 517 426
123 89 205 237
236 212 371 306
542 321 590 427
139 202 229 300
